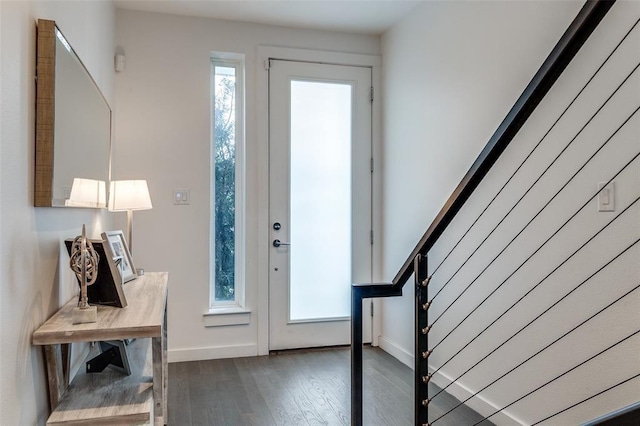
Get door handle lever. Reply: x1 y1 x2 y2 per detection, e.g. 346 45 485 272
273 239 291 248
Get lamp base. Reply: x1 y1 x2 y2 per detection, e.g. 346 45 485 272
72 306 97 324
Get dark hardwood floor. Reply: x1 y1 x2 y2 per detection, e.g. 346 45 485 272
168 346 492 425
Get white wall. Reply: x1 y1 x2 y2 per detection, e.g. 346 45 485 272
113 9 380 362
380 1 639 424
379 0 584 368
0 1 115 424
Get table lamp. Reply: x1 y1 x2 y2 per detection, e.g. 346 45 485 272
108 180 152 252
65 178 106 208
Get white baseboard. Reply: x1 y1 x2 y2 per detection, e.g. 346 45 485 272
168 343 257 363
429 369 526 426
377 335 525 425
378 335 414 369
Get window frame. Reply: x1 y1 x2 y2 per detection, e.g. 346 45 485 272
209 53 246 309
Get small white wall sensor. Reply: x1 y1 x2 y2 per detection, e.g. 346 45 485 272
115 54 125 72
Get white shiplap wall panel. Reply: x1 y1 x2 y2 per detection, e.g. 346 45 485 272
425 3 640 425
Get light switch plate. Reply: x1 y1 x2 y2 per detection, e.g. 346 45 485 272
173 189 190 205
597 181 614 212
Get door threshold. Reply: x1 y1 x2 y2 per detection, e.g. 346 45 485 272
269 343 372 356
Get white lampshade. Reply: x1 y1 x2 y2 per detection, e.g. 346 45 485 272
65 178 106 208
108 180 152 211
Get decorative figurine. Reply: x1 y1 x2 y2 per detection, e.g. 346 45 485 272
69 225 100 324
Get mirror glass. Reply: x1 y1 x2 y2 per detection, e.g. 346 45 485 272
35 20 111 207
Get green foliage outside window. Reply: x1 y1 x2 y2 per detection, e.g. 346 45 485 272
214 69 236 301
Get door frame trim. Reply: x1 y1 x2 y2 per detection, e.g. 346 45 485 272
256 46 382 355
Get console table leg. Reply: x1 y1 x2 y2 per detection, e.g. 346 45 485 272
162 308 168 424
152 333 167 425
43 343 70 412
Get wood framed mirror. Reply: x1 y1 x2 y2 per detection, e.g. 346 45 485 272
35 19 111 208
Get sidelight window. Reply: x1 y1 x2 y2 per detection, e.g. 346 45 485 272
210 53 245 308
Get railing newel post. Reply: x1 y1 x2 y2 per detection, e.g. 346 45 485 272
351 285 364 426
415 254 430 425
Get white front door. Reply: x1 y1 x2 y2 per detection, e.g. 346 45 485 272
269 59 373 350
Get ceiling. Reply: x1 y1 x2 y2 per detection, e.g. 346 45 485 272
113 0 424 35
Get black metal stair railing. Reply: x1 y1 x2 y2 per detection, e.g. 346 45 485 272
350 1 619 425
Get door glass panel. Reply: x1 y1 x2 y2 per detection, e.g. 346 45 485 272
289 80 352 321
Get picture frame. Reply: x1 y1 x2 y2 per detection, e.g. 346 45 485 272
64 238 128 308
97 340 132 375
102 230 137 283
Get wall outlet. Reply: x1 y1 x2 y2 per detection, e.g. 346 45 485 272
597 182 614 212
173 189 190 205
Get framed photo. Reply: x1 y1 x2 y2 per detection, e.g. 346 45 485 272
64 238 127 308
97 340 131 375
102 230 137 283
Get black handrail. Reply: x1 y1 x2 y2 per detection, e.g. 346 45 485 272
351 1 616 425
389 0 615 290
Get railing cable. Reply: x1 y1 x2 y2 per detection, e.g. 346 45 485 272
350 3 620 424
430 102 640 327
430 194 639 369
531 373 640 425
430 158 640 346
474 329 640 425
430 236 640 404
429 63 639 307
427 18 639 281
431 273 640 423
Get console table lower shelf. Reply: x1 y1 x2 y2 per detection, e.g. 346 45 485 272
32 272 168 426
47 338 154 425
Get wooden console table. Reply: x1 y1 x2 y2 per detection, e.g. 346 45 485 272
33 272 168 425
